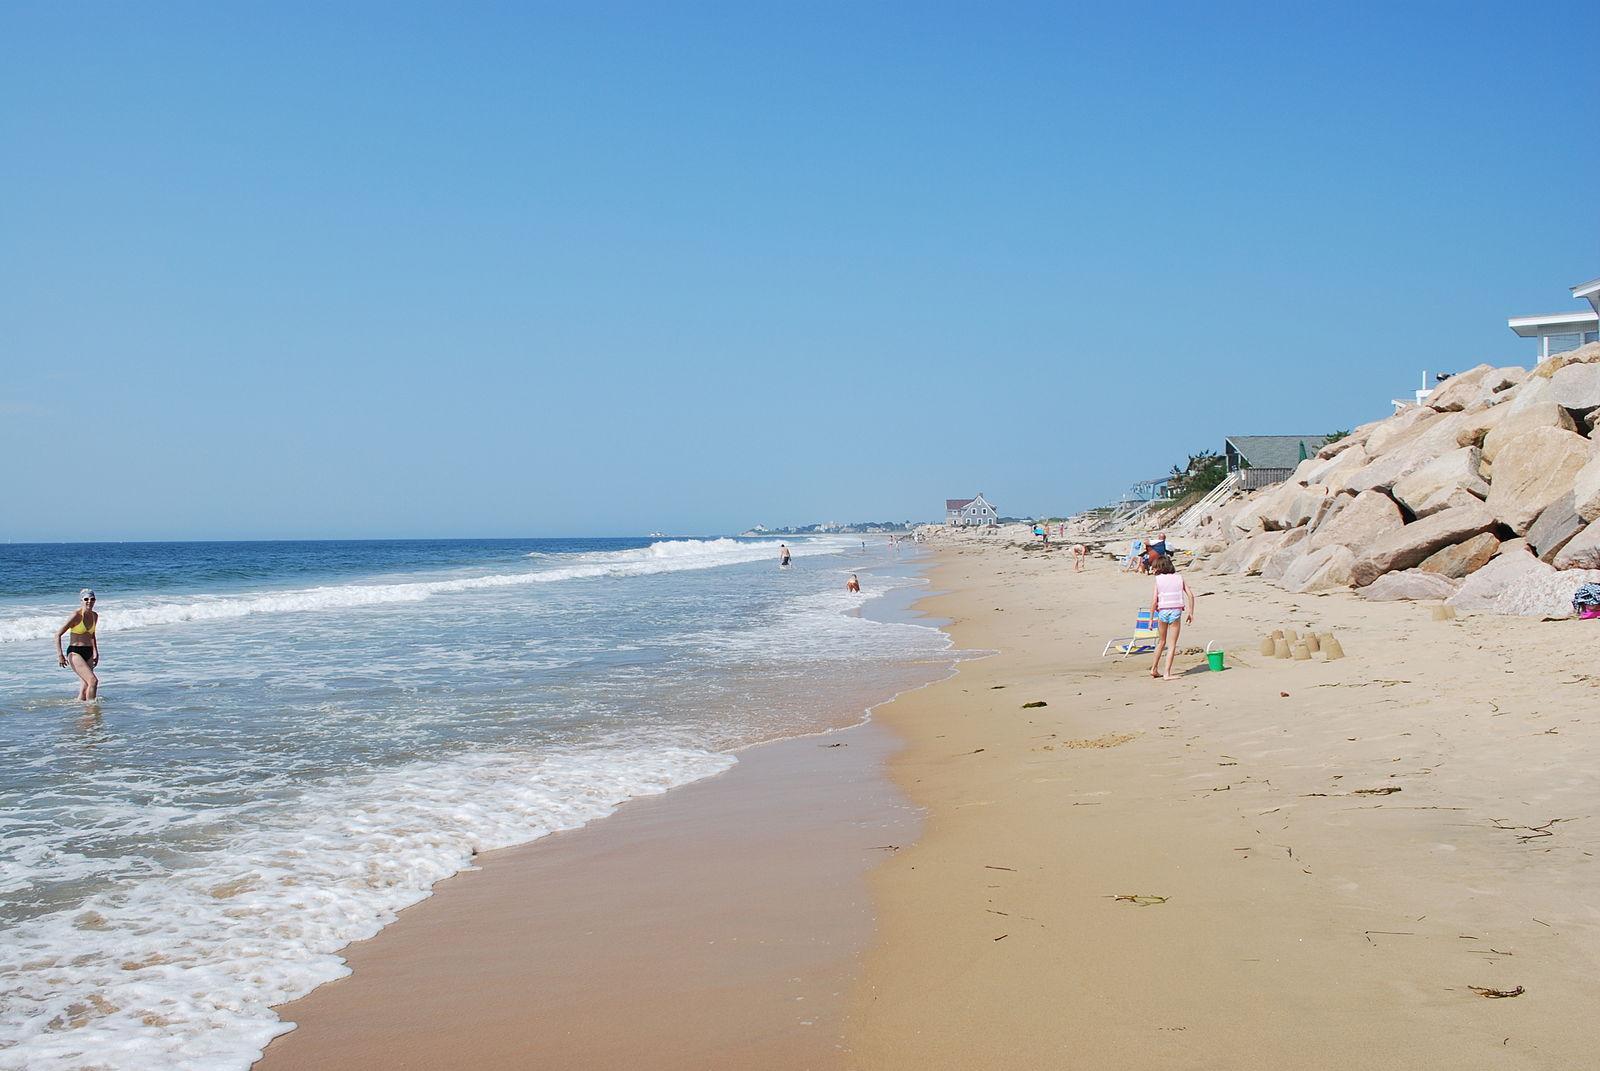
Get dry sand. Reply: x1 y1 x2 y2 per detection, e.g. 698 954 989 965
845 534 1599 1069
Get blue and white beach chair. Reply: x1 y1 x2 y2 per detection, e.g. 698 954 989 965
1102 608 1160 659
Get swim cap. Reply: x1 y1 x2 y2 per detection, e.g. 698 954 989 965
80 588 95 599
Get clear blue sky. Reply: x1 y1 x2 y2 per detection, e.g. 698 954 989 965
3 2 1596 541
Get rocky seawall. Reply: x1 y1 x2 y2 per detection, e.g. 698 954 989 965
1193 342 1600 618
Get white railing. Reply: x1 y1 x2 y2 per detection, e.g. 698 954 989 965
1170 472 1243 532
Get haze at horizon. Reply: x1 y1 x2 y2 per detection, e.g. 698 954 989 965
3 2 1596 542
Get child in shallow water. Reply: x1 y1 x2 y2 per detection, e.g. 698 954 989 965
1148 555 1193 681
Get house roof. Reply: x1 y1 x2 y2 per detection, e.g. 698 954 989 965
1224 435 1328 469
1572 277 1600 301
946 498 975 510
1508 310 1599 337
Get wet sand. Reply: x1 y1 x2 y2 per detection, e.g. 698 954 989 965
253 717 915 1071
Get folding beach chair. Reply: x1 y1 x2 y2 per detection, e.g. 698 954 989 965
1102 608 1159 658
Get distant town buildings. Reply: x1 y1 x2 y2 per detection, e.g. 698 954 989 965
945 493 998 526
1508 276 1600 360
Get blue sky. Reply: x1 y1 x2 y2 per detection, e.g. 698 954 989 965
3 2 1596 540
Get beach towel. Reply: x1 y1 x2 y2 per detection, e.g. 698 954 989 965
1573 582 1600 618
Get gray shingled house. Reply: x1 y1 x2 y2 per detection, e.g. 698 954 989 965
945 493 998 526
1223 435 1328 489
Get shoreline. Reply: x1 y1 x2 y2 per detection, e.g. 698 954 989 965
251 552 952 1069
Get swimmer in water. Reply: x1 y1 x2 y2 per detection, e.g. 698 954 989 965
779 544 792 567
55 588 100 701
846 574 861 593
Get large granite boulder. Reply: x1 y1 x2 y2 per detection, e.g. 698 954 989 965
1427 366 1524 412
1306 489 1403 552
1484 427 1592 534
1447 548 1600 618
1304 493 1348 536
1426 364 1496 411
1527 493 1587 563
1237 530 1292 575
1453 404 1509 449
1548 362 1600 412
1359 569 1462 601
1573 453 1600 523
1391 447 1489 519
1260 528 1311 582
1215 528 1284 573
1417 531 1500 578
1349 501 1498 586
1480 401 1577 462
1316 419 1388 460
1233 481 1303 534
1364 406 1443 457
1502 374 1558 412
1280 544 1357 594
1257 484 1330 531
1342 443 1440 495
1303 444 1369 491
1553 520 1600 571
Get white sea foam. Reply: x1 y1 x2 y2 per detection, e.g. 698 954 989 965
0 539 844 644
0 745 734 1071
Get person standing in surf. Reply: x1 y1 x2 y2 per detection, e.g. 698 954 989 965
55 589 101 701
779 544 792 567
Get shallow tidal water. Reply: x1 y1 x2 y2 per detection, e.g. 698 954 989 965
0 536 950 1071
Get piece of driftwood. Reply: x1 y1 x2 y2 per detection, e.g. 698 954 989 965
1469 985 1525 999
1110 894 1168 906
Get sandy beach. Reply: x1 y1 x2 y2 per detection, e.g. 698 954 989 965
249 533 1599 1069
848 531 1598 1069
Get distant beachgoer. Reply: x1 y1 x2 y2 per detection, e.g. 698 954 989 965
1072 544 1087 572
1123 538 1145 571
55 589 100 701
779 544 792 567
1150 532 1169 557
1148 556 1194 681
846 574 861 593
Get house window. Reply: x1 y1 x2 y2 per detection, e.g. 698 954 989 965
1586 330 1599 345
1546 332 1584 357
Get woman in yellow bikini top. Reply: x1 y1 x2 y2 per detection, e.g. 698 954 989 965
55 588 101 702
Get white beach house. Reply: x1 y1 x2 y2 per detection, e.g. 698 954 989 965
945 493 997 526
1508 276 1600 359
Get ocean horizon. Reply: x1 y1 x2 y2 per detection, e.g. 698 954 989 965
0 535 951 1070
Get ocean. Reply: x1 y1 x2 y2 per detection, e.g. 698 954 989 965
0 536 949 1071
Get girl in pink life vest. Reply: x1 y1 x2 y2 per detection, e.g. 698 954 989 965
1148 555 1193 681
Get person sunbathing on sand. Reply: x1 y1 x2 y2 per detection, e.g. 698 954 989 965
1148 556 1194 681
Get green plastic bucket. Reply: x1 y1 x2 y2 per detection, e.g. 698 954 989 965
1206 650 1225 672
